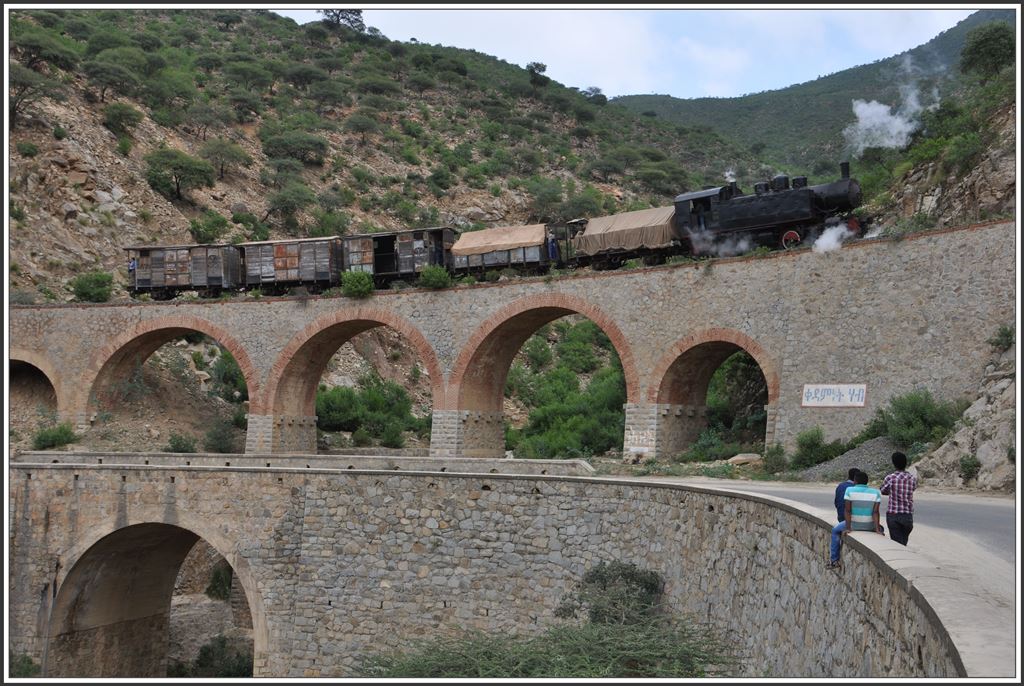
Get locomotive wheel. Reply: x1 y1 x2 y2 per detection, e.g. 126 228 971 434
780 229 802 250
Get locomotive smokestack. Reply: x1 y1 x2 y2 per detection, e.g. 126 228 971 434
840 161 850 179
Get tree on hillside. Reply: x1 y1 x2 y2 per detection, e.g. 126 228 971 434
214 12 243 31
264 181 316 232
144 146 216 201
200 137 253 180
960 21 1015 82
186 101 230 140
10 62 64 128
343 112 380 144
526 61 550 88
13 30 79 71
83 59 139 101
318 9 365 33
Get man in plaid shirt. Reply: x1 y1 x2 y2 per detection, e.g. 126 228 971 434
880 451 917 545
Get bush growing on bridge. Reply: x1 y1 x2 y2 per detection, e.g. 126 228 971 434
341 270 374 298
32 422 77 450
70 270 113 302
417 264 451 289
359 561 735 678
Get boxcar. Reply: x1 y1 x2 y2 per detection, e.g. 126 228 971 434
125 244 242 298
237 236 344 294
450 223 556 273
343 227 456 285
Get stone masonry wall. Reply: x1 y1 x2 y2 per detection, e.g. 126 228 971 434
9 464 963 678
8 222 1015 454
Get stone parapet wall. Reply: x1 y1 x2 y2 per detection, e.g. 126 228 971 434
9 465 965 678
12 451 595 476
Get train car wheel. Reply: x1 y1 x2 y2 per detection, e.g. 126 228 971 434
780 229 802 250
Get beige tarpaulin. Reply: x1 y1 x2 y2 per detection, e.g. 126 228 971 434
451 224 546 256
572 206 677 256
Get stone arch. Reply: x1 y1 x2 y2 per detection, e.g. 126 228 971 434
80 315 260 415
261 306 443 419
447 293 639 411
45 518 268 678
648 328 780 455
9 348 65 417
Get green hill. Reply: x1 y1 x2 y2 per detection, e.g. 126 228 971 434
612 9 1016 174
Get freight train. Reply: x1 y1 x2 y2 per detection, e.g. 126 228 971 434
125 163 862 298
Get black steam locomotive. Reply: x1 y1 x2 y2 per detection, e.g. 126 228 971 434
125 162 863 299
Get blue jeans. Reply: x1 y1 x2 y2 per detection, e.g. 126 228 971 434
830 521 847 563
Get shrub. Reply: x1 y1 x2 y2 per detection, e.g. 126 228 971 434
341 270 374 298
33 423 77 450
189 635 252 677
16 141 39 157
417 264 452 289
189 210 229 243
116 136 133 156
352 427 372 446
958 454 982 482
523 335 552 370
210 348 247 402
70 270 113 302
790 426 847 469
987 324 1014 351
555 561 663 625
166 432 197 453
857 389 964 448
102 102 143 136
205 564 232 600
232 406 248 430
9 651 41 678
380 421 405 449
762 443 787 473
316 386 361 431
203 420 239 453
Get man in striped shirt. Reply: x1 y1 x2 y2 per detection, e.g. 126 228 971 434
880 451 917 545
827 471 884 568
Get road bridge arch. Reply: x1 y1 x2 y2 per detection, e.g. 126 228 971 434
42 519 268 678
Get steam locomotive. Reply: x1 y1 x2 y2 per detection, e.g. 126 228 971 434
125 162 862 299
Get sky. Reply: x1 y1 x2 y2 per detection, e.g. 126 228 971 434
272 6 982 100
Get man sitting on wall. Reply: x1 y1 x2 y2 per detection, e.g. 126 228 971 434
827 470 884 569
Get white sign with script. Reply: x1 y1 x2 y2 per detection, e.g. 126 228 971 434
801 384 866 407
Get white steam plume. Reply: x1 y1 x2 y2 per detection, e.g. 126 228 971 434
687 229 752 257
843 56 932 156
723 168 736 183
812 223 855 253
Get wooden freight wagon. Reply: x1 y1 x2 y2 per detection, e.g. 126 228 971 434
237 237 344 293
125 244 241 299
342 227 456 285
450 224 558 273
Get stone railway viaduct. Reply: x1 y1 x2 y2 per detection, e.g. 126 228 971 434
6 222 1015 677
8 221 1016 458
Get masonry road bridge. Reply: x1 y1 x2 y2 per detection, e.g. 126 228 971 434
8 221 1015 459
9 455 974 678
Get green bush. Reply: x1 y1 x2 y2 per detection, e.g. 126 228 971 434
857 389 964 449
232 406 248 430
762 443 787 473
210 349 247 402
958 454 982 482
33 423 77 450
987 324 1014 352
360 562 734 678
205 564 232 600
16 141 39 157
352 427 372 446
341 270 374 298
790 426 847 469
523 335 552 370
417 264 452 289
9 651 41 678
116 136 133 156
70 270 113 302
103 102 143 136
166 432 197 453
203 420 239 453
380 421 405 449
177 635 252 678
189 210 229 244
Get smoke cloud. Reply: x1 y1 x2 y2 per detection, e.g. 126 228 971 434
723 168 736 183
687 229 752 257
843 56 933 156
812 223 855 253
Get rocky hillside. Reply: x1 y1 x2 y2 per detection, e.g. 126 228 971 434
8 8 760 304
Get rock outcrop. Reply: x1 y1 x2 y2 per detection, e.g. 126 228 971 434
913 344 1016 491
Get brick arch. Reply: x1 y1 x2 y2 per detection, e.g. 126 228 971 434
9 347 66 414
260 306 443 417
50 517 268 677
81 315 260 414
446 293 639 411
649 327 780 405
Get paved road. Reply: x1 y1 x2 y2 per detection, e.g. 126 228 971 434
630 477 1018 564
